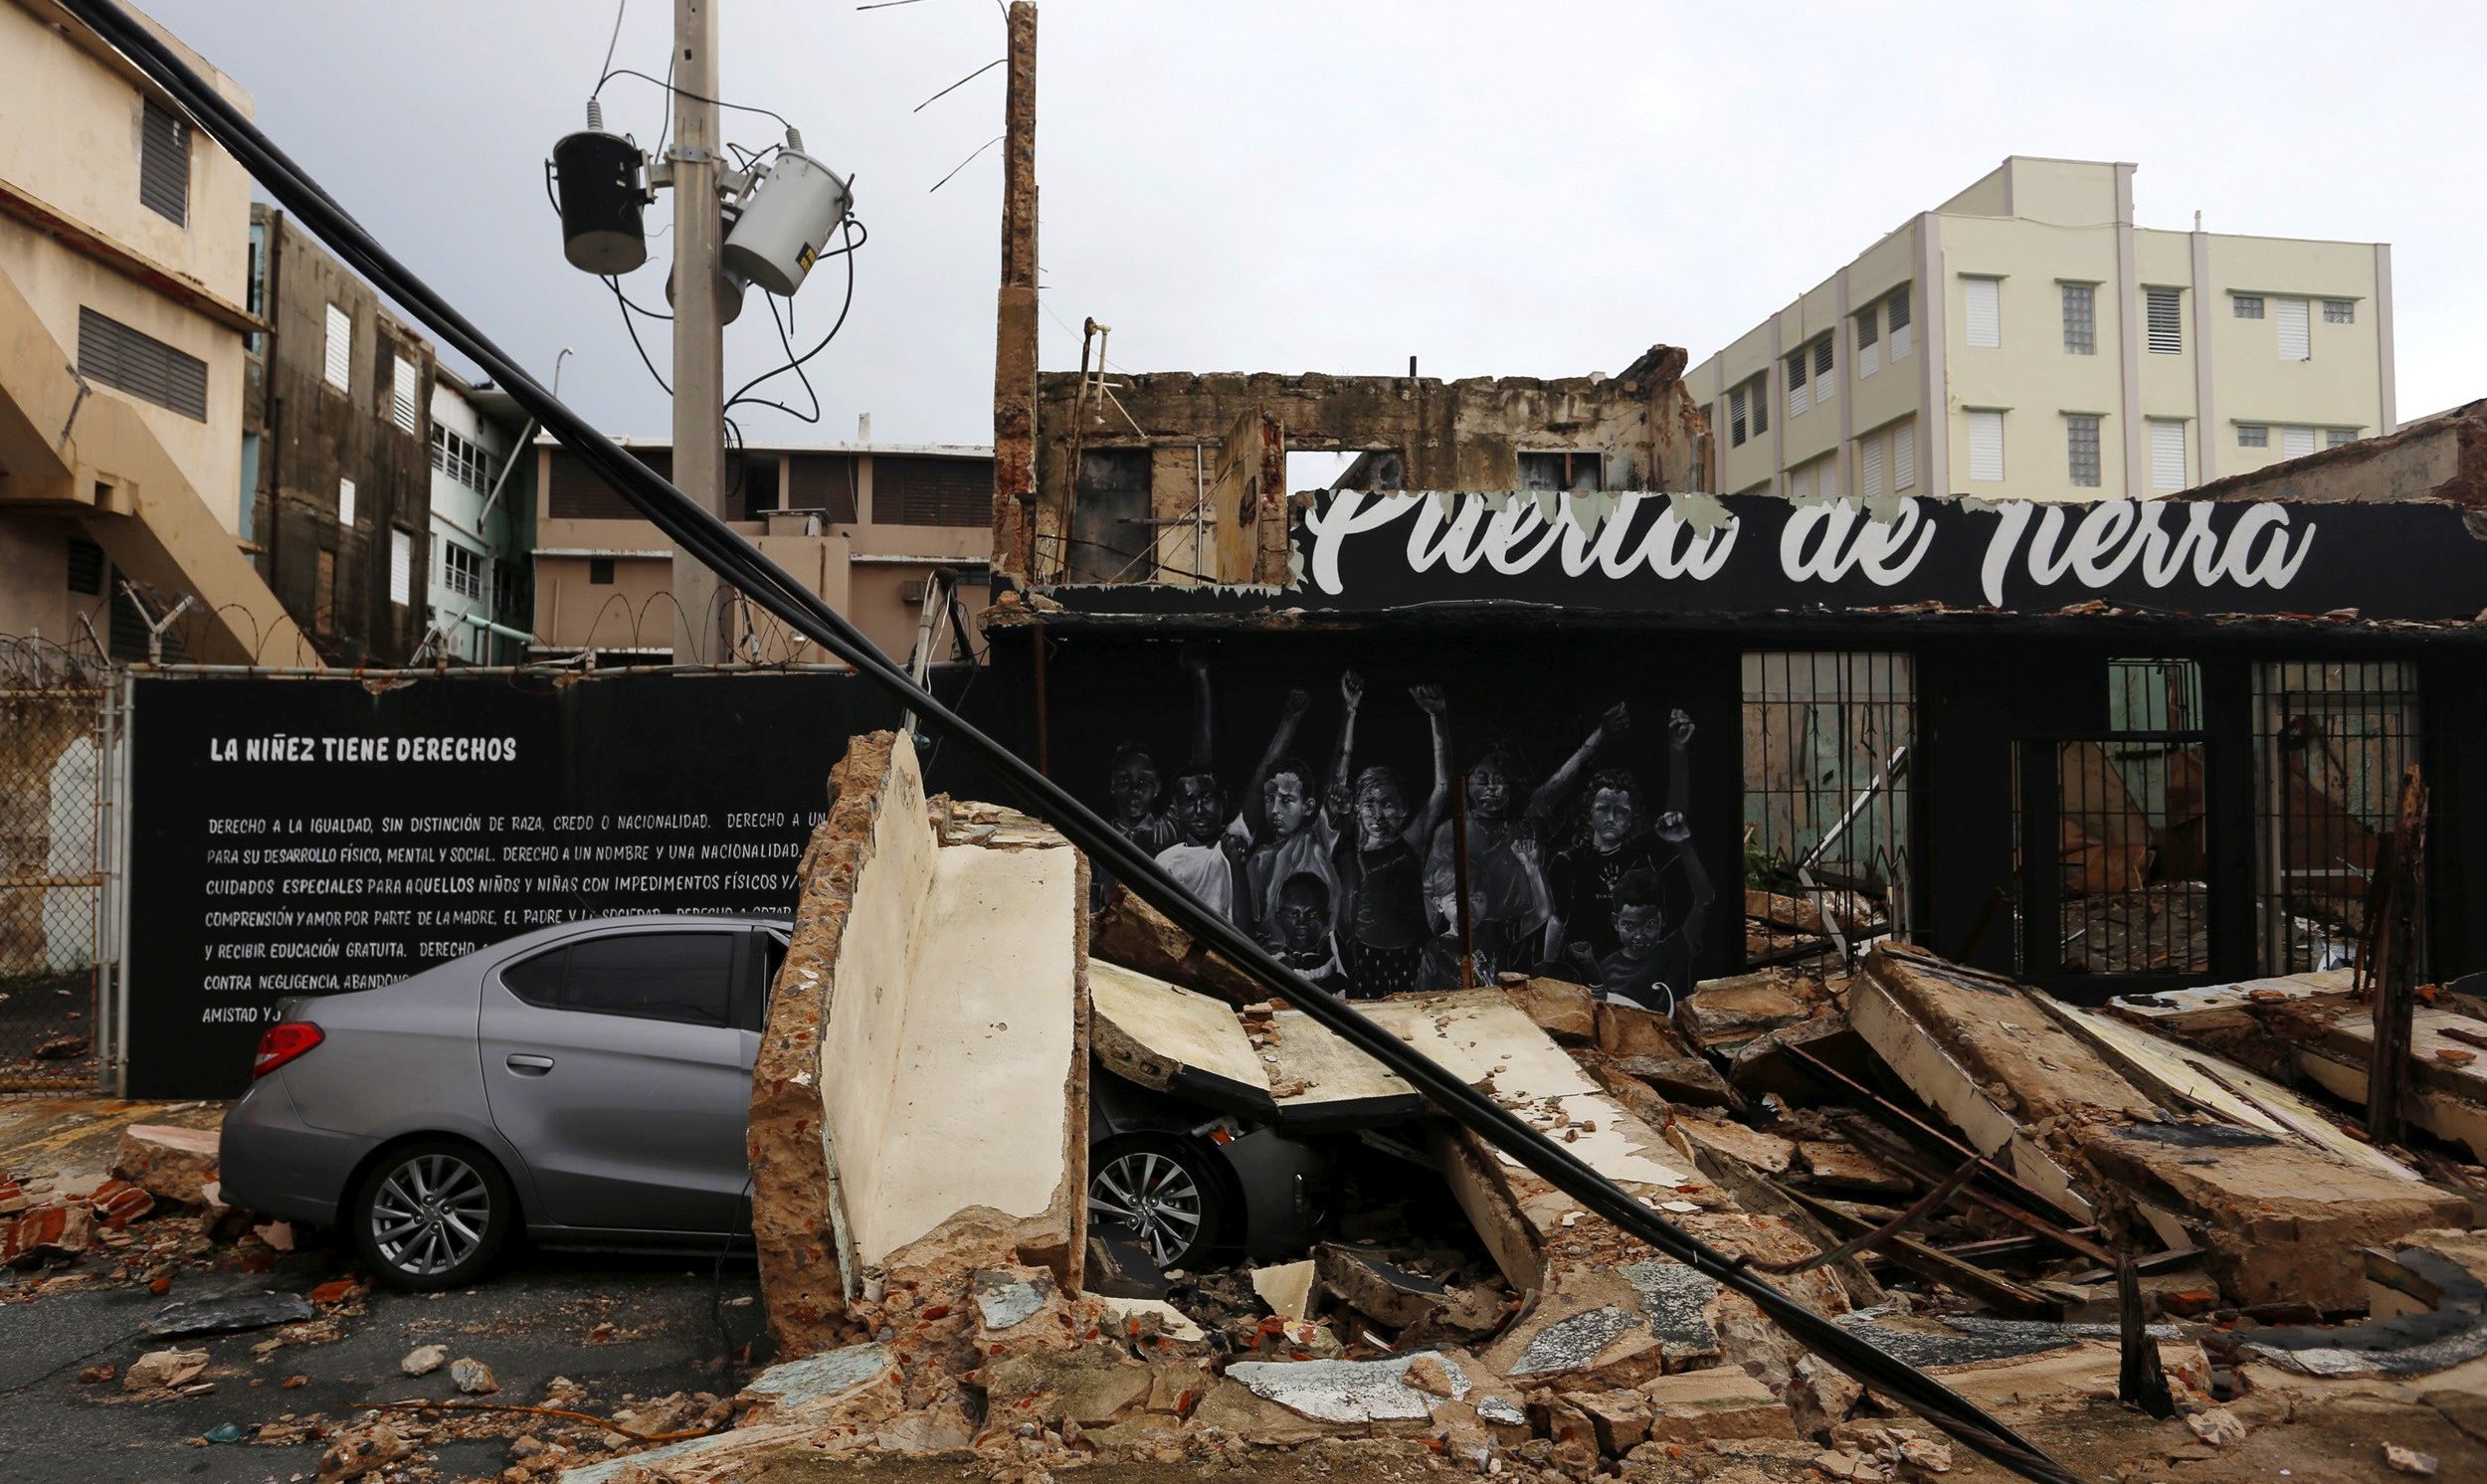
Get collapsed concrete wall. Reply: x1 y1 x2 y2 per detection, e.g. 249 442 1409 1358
1852 944 2466 1310
751 731 1090 1355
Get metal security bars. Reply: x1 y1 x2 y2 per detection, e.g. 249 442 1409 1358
1741 651 1915 964
2253 660 2421 975
0 640 118 1093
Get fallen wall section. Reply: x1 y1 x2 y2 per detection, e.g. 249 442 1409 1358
751 731 1089 1355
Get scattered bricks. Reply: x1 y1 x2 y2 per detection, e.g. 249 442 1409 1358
2387 1443 2441 1476
1501 977 1596 1043
400 1344 447 1377
2187 1407 2247 1447
316 1420 412 1481
1572 1388 1653 1456
1637 1367 1801 1443
1142 1358 1211 1415
122 1348 209 1391
78 1365 114 1385
2 1201 92 1266
1534 1392 1598 1455
1083 1229 1169 1300
111 1124 221 1206
308 1278 358 1306
88 1179 153 1228
0 1176 25 1215
450 1357 498 1394
1097 1296 1206 1346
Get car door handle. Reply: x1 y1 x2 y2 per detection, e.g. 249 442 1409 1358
505 1053 555 1075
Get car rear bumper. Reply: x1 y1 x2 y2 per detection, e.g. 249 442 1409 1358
219 1075 376 1225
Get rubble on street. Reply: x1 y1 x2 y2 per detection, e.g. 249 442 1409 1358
656 730 2487 1484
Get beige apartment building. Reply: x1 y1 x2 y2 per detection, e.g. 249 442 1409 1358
1689 156 2395 504
529 435 994 667
0 0 289 661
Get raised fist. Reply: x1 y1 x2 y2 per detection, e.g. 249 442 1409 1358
1410 683 1447 716
1654 811 1692 842
1599 701 1630 736
1668 708 1694 747
1340 670 1366 706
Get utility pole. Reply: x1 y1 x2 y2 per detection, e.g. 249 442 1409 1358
990 1 1038 585
670 0 727 665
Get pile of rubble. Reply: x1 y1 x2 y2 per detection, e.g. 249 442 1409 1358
604 734 2487 1483
2 1121 290 1290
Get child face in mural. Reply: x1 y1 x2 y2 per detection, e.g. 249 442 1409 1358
1274 874 1333 955
1354 771 1411 849
1264 766 1318 838
1587 779 1642 853
1109 750 1162 827
1171 773 1226 846
1612 814 1691 959
1465 757 1518 825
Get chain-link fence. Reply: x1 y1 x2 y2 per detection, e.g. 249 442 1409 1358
1 636 114 1093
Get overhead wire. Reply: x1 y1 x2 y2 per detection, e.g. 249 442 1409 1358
595 67 795 134
62 7 2077 1480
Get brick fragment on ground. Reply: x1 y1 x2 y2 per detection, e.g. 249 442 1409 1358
111 1124 220 1206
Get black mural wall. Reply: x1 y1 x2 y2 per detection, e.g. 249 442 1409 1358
1035 635 1745 1012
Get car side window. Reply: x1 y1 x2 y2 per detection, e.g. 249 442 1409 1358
556 932 735 1028
501 946 568 1008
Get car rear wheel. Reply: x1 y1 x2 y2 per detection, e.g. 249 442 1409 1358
350 1139 513 1290
1087 1133 1227 1270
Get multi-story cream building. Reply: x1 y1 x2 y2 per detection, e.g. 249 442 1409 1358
1690 156 2396 503
0 0 288 661
528 434 994 668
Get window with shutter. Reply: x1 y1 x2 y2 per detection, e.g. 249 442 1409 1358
389 528 412 607
2232 294 2264 319
392 356 419 434
1964 278 2001 348
2323 299 2355 324
873 456 991 526
76 306 208 421
1888 286 1913 361
2276 298 2310 361
2061 283 2096 354
1750 375 1768 436
1968 410 2005 481
2066 415 2102 488
2145 288 2183 354
1856 303 1879 378
2281 426 2316 459
2237 425 2268 448
1861 435 1886 499
323 304 352 392
1893 424 1917 489
139 99 188 226
1728 387 1748 448
2151 421 2187 491
337 477 356 526
1788 460 1816 502
1787 349 1809 418
1813 336 1834 403
2326 428 2356 449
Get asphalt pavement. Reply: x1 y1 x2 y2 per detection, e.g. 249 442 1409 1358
0 1241 765 1484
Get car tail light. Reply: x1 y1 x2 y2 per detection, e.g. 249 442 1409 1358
253 1020 323 1079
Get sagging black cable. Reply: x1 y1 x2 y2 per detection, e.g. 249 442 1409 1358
63 8 2074 1480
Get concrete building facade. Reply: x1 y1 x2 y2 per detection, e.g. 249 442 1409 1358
1688 157 2396 505
0 0 288 661
242 205 437 665
423 372 532 663
527 436 994 668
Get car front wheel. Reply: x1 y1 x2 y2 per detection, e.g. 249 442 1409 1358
350 1139 513 1290
1088 1133 1227 1271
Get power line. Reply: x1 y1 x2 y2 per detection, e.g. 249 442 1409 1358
595 67 793 134
595 0 628 92
912 57 1002 113
928 134 1003 193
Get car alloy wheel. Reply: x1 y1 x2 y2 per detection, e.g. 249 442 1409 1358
1088 1141 1212 1268
368 1150 493 1280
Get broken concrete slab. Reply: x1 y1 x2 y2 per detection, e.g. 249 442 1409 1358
751 732 1089 1354
2236 1231 2487 1379
1088 959 1276 1115
1091 884 1260 1005
1315 1242 1502 1341
973 1267 1055 1335
2272 1002 2487 1165
1671 1116 1797 1176
110 1124 220 1206
140 1290 313 1337
1250 1259 1314 1322
1854 945 2465 1308
1096 1296 1206 1345
1221 1351 1472 1426
1501 975 1596 1043
1636 1365 1801 1442
1082 1229 1169 1300
739 1343 899 1414
1682 971 1823 1048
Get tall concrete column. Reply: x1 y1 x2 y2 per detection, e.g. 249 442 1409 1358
991 2 1040 583
670 0 728 663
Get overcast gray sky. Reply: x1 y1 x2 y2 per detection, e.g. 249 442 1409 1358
148 0 2487 451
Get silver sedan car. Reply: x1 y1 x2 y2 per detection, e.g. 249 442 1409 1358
220 915 784 1289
